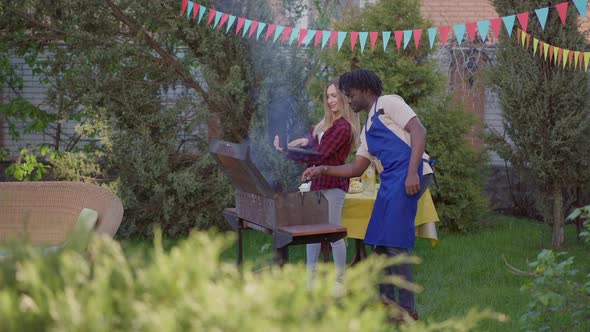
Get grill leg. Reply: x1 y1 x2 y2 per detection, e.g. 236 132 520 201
350 239 367 266
274 246 289 266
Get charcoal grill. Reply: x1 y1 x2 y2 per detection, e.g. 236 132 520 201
209 139 347 265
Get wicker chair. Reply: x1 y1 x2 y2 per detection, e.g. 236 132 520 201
0 181 123 246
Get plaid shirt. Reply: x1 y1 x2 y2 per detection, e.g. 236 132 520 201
289 117 352 192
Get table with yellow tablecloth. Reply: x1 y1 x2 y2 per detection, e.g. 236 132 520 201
342 187 439 246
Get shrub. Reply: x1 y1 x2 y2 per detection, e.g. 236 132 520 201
0 231 505 331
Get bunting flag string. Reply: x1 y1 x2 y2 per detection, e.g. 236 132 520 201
179 0 588 53
517 28 590 72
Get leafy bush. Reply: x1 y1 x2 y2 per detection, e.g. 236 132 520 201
0 231 505 331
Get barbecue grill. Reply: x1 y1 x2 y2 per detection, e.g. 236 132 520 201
209 139 347 265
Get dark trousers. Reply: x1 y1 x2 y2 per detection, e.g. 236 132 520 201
373 174 432 312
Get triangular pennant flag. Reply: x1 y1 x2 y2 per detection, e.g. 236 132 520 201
581 52 588 71
242 19 252 37
551 46 557 64
304 30 316 47
226 15 236 33
187 1 194 19
428 27 437 48
543 43 549 61
329 31 337 48
337 31 347 51
439 26 450 46
490 18 502 39
563 49 570 68
273 25 284 43
236 17 245 34
502 15 515 37
557 48 563 66
554 47 560 65
574 51 580 69
249 21 259 38
297 28 308 47
535 7 549 31
516 12 529 32
281 26 292 44
573 0 588 18
255 22 266 40
403 30 412 49
359 32 369 53
520 30 526 47
181 0 188 16
197 5 206 23
454 24 466 45
369 32 378 51
526 33 531 49
213 11 222 29
580 52 585 70
413 29 422 48
555 2 569 25
314 30 323 48
477 20 490 42
394 31 403 49
516 28 522 43
383 31 391 51
539 41 544 58
322 30 331 49
466 22 477 42
533 38 539 55
288 28 298 46
218 13 229 30
265 24 276 41
568 50 573 69
350 31 359 51
207 9 216 25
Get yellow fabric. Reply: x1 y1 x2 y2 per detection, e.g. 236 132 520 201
342 187 439 246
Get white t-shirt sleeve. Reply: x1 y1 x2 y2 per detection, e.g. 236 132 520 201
355 127 373 160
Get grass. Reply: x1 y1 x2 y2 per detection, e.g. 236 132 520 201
121 215 589 331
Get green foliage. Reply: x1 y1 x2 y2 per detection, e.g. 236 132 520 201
315 0 488 231
567 205 590 244
519 249 590 332
0 230 505 331
486 0 590 247
5 146 53 181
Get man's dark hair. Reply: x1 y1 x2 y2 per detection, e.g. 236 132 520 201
339 69 383 96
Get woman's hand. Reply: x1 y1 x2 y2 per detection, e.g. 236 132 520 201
273 135 284 152
288 138 309 148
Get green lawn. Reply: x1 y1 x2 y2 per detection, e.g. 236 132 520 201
121 215 589 331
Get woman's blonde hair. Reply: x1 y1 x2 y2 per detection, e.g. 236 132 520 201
313 79 360 151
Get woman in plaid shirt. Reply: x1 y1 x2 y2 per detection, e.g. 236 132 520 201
274 79 360 295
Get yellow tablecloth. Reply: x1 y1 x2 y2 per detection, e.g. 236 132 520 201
342 187 439 246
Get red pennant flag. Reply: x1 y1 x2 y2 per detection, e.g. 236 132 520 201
329 31 337 48
193 4 200 20
315 30 323 48
439 26 450 46
218 13 229 29
549 45 554 62
394 30 403 49
555 2 569 25
181 0 188 15
350 32 359 51
558 48 563 65
236 17 245 34
413 29 422 48
526 33 531 49
517 28 522 43
466 22 477 42
568 51 574 69
207 9 216 25
369 32 378 51
298 28 308 47
249 21 259 38
579 52 584 70
281 27 292 44
539 41 544 58
516 12 529 32
265 24 276 41
490 18 502 39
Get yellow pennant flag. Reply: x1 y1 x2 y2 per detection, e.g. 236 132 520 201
533 38 539 55
543 43 550 61
563 49 569 68
553 47 559 65
575 51 580 70
585 52 590 72
521 30 526 48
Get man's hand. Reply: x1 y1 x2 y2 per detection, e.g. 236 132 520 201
273 135 283 152
288 138 309 148
405 172 420 196
302 166 324 182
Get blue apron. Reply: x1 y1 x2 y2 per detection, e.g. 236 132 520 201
364 100 423 250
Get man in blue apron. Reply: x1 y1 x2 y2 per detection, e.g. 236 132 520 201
302 69 433 321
